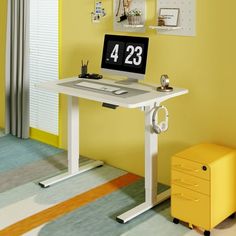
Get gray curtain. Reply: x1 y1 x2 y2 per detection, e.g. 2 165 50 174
5 0 29 139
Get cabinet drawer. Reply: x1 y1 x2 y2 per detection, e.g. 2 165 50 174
172 170 210 195
171 185 210 230
172 156 210 180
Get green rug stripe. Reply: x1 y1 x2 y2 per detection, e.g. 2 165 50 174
0 165 127 208
38 181 188 236
0 135 63 173
0 152 90 193
121 207 188 236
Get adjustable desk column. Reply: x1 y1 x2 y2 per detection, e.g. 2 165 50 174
68 96 79 174
39 96 103 188
116 104 170 223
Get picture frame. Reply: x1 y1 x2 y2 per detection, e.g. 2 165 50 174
159 8 180 27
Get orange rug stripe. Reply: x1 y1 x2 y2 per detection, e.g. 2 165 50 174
0 173 140 236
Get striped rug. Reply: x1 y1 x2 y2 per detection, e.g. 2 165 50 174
0 135 235 236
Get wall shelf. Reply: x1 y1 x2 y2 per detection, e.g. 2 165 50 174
149 26 181 31
113 0 146 33
123 24 145 28
157 0 196 36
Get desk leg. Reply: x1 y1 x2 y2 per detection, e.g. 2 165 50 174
116 105 170 223
39 96 103 188
68 96 79 174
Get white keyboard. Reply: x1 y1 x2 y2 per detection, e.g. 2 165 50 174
75 81 120 92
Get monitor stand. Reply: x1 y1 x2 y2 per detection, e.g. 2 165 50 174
115 78 139 85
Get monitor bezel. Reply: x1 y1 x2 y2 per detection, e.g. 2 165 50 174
101 34 149 80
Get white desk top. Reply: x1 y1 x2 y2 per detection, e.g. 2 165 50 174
36 77 188 108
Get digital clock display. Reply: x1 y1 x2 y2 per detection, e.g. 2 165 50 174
101 35 149 75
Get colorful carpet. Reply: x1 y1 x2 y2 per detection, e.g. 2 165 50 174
33 180 187 236
0 135 235 236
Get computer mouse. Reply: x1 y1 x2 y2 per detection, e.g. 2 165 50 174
114 90 128 95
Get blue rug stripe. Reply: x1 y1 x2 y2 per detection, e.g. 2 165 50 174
0 135 63 173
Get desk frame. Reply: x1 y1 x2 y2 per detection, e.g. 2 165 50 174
116 104 170 223
38 77 187 223
39 96 104 188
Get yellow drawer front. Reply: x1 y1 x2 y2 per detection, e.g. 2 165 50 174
172 156 210 180
172 170 210 195
171 185 211 230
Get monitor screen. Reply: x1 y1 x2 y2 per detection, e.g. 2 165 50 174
101 34 149 81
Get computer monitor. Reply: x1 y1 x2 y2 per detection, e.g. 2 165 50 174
101 34 149 83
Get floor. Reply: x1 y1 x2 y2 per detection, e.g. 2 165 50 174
0 135 235 236
0 129 5 138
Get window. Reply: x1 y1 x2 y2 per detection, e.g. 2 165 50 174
29 0 59 135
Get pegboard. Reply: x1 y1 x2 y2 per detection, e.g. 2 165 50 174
157 0 196 36
113 0 146 33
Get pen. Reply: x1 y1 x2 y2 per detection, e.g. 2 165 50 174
86 60 89 66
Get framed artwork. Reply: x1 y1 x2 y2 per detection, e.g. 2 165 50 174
159 8 180 27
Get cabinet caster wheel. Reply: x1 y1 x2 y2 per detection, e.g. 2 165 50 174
204 230 210 236
173 218 180 224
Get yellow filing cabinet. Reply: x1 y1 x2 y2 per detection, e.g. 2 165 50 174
171 143 236 236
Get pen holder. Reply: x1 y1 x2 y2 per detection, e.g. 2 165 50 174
81 65 88 77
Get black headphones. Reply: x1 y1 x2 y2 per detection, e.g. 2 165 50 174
152 105 169 134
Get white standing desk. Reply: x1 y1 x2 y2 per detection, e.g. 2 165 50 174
37 77 188 223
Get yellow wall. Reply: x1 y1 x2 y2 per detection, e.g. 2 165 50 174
0 0 7 128
61 0 236 185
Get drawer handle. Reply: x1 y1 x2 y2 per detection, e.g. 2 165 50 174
173 193 199 202
173 179 199 187
173 164 200 172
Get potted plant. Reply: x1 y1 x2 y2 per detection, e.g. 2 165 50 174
127 8 142 25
